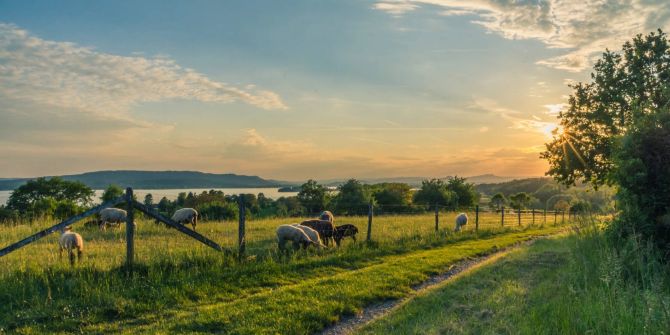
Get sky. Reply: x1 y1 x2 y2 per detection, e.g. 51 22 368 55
1 0 669 181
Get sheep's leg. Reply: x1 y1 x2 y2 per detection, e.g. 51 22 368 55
352 235 357 242
69 250 75 266
77 249 83 263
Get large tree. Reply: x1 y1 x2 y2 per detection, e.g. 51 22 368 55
542 30 670 187
542 30 670 249
413 179 455 210
7 177 94 213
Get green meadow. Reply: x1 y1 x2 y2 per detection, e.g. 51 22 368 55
0 213 566 334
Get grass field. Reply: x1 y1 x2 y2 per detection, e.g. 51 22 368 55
0 213 568 334
361 227 670 334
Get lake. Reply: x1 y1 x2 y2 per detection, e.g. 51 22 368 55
0 188 298 206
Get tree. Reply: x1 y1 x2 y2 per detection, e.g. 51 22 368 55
445 176 479 209
542 30 670 187
101 184 124 203
413 179 454 210
144 193 154 208
373 183 413 213
542 30 670 249
489 193 506 210
333 179 371 215
7 177 94 215
297 179 328 215
509 192 532 210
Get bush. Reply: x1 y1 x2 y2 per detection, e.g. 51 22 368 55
198 201 238 221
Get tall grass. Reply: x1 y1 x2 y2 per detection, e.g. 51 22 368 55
361 217 670 334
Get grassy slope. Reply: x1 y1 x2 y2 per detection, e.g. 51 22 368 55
361 231 670 335
0 214 566 334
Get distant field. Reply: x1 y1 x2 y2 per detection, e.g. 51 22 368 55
0 213 569 334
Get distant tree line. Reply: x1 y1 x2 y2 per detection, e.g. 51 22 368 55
0 176 483 223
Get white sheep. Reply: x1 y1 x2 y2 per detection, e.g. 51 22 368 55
172 208 198 230
455 213 468 232
290 223 325 247
58 226 84 265
99 208 127 231
319 210 335 223
276 224 317 251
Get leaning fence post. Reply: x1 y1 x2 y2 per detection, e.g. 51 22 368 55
125 187 135 268
238 195 246 260
475 205 479 232
517 208 521 226
434 204 439 232
501 206 505 227
544 208 547 225
366 201 373 242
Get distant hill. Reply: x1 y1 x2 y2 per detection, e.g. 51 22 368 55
0 170 282 190
475 177 555 196
313 174 526 188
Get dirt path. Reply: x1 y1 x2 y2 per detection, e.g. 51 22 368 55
318 237 546 335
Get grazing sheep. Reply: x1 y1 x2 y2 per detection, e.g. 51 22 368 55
172 208 198 230
276 224 316 251
334 224 359 246
99 208 127 231
300 219 336 246
58 227 83 265
319 210 335 223
455 213 468 232
290 223 325 248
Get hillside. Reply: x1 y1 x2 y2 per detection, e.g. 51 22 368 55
0 170 282 190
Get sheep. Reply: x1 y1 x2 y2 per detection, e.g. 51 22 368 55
334 224 359 246
300 219 336 246
58 226 84 265
172 208 198 230
455 213 468 232
319 210 335 223
276 224 318 251
290 223 326 248
99 208 127 231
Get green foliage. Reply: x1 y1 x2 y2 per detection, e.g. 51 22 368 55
6 177 93 219
143 193 154 207
372 183 414 213
198 201 238 221
445 176 479 209
297 179 328 215
509 192 532 210
100 184 124 203
333 179 371 215
613 111 670 249
413 179 455 209
489 192 506 210
0 205 19 224
543 30 670 187
569 200 591 214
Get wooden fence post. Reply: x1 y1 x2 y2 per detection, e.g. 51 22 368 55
125 187 135 268
501 206 505 227
554 210 558 226
544 208 547 225
475 205 479 232
532 208 535 225
434 204 439 232
562 210 565 224
517 208 521 226
367 201 373 242
238 195 246 260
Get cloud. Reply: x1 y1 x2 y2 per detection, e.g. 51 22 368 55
0 22 287 121
373 1 670 72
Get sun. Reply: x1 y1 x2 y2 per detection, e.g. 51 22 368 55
542 123 563 139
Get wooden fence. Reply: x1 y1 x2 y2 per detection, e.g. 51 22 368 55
0 188 223 267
